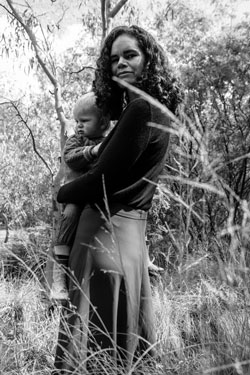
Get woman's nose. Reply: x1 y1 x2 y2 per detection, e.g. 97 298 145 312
117 56 127 67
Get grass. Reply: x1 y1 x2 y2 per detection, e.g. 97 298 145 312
1 233 250 374
153 275 250 374
0 277 58 374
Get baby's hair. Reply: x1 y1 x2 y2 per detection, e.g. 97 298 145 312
73 91 110 131
73 92 100 118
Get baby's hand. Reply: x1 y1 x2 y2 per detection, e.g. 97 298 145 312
91 143 101 156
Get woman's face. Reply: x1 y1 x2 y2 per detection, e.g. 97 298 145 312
110 34 146 87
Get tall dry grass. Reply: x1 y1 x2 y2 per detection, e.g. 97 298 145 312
1 222 250 374
0 277 58 374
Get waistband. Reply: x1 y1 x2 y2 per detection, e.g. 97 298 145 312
89 202 147 220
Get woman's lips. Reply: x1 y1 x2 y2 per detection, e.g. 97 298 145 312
118 72 132 77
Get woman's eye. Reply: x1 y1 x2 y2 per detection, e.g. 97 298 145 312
126 53 136 59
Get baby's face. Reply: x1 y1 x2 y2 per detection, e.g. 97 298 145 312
75 108 103 139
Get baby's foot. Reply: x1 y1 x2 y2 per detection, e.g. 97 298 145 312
50 262 69 300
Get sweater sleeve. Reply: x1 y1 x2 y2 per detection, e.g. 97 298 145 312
63 134 98 172
57 99 152 205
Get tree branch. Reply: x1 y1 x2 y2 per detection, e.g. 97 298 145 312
70 66 95 74
0 213 9 243
100 0 107 41
108 0 128 18
5 0 67 142
6 0 56 85
0 3 14 17
10 100 54 179
56 65 95 75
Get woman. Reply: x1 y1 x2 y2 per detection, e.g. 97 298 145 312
54 25 181 374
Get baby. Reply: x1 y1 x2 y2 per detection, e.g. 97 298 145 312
51 92 110 300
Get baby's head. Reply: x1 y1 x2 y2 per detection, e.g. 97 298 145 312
73 92 109 139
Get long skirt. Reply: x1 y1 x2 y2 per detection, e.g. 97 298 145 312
53 203 156 374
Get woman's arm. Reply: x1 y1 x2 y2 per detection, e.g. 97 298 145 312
57 99 152 205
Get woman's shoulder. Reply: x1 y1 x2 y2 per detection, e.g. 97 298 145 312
127 97 150 109
130 97 169 120
125 97 152 118
120 97 170 129
127 97 167 113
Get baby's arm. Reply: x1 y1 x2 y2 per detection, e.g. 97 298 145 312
63 134 101 172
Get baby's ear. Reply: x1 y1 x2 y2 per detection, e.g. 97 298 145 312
100 115 111 130
100 122 107 130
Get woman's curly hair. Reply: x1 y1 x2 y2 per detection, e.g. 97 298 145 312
93 25 182 119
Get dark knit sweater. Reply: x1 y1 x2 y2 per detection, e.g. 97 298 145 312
57 98 170 211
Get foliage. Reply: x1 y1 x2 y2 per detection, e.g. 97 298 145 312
0 94 58 228
178 20 250 236
146 2 250 259
1 226 51 279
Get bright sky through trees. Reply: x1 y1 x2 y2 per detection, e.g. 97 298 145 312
0 0 249 98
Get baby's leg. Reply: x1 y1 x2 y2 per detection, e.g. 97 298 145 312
55 203 82 251
51 204 82 300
